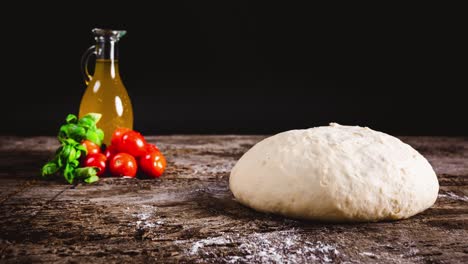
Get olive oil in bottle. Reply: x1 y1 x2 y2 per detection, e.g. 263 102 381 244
79 29 133 145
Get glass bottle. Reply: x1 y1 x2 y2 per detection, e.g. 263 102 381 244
79 28 133 145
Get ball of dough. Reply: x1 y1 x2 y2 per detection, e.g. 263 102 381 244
229 123 439 222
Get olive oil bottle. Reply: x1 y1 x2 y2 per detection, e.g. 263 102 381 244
79 28 133 145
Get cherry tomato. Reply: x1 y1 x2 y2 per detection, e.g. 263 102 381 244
145 143 160 153
139 151 166 178
119 130 146 157
81 140 100 155
103 145 117 160
109 153 137 177
111 127 131 149
83 153 107 176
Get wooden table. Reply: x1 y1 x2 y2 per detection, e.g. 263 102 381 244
0 136 467 263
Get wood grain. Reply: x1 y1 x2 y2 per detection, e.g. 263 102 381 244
0 135 467 263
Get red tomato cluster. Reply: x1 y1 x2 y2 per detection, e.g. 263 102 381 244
81 128 166 178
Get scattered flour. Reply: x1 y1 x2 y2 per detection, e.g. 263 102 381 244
131 205 163 228
188 230 341 263
190 236 232 255
231 231 340 263
360 251 378 258
438 192 468 202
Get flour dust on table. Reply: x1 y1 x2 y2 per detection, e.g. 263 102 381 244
230 123 439 222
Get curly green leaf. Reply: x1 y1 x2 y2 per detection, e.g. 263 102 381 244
41 161 59 176
65 114 78 124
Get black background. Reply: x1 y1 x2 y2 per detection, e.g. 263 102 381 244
1 3 466 136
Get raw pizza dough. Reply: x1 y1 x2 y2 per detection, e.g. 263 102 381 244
229 123 439 222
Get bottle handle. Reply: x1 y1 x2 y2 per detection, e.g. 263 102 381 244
81 45 96 86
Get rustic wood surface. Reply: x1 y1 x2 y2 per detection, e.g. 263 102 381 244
0 135 467 263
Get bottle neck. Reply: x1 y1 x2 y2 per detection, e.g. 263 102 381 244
94 40 120 79
96 39 119 60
